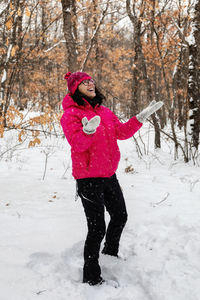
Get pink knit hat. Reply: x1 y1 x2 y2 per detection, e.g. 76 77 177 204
64 71 92 95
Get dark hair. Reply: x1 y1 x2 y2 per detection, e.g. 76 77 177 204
72 87 105 106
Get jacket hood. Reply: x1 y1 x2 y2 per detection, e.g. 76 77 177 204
62 93 99 111
62 93 78 111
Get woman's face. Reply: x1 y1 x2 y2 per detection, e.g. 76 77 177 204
78 79 96 99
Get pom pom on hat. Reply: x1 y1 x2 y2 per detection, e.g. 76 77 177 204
64 72 72 80
64 71 91 95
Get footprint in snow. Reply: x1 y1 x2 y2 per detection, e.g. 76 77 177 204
26 241 84 283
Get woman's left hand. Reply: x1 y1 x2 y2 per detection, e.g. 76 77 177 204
136 100 164 123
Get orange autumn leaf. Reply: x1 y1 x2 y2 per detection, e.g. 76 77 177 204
11 45 19 57
18 130 26 142
25 7 31 17
5 18 13 30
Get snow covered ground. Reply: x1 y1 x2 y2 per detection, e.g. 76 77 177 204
0 124 200 300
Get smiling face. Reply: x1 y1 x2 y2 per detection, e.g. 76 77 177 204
78 79 96 99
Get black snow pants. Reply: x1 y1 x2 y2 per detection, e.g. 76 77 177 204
77 173 128 284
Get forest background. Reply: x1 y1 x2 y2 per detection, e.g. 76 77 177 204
0 0 200 164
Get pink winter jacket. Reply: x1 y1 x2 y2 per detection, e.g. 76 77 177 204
60 94 142 179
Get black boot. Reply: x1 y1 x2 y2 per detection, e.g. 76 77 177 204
83 276 105 286
101 244 119 257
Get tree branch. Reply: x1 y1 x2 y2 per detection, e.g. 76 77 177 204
81 0 110 71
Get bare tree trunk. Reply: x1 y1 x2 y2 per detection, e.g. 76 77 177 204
92 0 101 84
129 36 140 116
81 0 110 72
16 0 25 110
126 0 161 148
0 0 21 124
187 0 200 149
61 0 78 71
152 65 166 129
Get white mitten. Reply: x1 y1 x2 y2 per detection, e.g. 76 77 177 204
136 100 164 123
82 115 101 135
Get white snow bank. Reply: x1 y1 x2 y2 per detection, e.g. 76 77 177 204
0 125 200 300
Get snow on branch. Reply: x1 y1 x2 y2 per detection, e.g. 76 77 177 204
44 40 66 53
170 17 189 47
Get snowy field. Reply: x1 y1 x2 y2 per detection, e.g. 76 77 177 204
0 124 200 300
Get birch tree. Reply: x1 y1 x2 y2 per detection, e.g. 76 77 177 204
187 0 200 150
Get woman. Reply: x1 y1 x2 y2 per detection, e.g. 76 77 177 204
60 71 163 286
